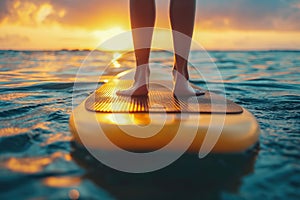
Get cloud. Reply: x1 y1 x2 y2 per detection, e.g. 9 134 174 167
196 0 300 31
0 0 64 26
0 0 129 29
0 0 299 31
0 0 10 22
50 0 129 29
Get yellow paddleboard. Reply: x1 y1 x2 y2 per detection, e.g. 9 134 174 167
70 69 260 153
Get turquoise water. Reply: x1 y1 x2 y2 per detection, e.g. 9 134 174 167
0 50 299 199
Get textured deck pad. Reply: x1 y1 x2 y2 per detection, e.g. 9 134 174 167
85 80 243 114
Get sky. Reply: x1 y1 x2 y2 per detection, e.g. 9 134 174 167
0 0 300 50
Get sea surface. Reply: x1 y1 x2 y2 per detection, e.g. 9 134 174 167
0 50 299 200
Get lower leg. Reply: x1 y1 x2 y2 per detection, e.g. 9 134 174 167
170 0 195 78
117 0 155 96
170 0 204 96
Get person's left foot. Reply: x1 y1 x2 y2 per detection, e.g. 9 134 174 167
173 70 205 97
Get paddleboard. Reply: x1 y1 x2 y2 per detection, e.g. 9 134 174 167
70 68 260 153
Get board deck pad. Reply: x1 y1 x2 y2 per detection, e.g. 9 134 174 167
85 80 243 114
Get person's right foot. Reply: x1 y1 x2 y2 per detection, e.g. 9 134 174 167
116 84 148 96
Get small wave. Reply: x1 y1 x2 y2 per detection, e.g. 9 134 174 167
215 59 247 65
14 82 74 91
0 104 46 119
246 78 278 82
229 82 300 91
0 82 102 93
47 110 69 123
0 134 31 153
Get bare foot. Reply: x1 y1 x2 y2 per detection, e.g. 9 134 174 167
116 64 150 96
173 70 205 97
116 84 148 96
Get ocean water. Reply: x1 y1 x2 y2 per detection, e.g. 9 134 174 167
0 50 299 200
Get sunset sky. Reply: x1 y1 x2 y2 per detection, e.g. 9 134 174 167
0 0 300 50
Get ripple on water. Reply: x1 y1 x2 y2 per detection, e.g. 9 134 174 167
0 122 51 153
47 110 69 123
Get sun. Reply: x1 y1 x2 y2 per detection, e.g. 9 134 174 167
93 27 133 52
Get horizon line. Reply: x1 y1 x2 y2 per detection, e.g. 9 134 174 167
0 48 300 52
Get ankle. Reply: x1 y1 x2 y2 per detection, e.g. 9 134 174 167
173 68 189 80
174 70 186 78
